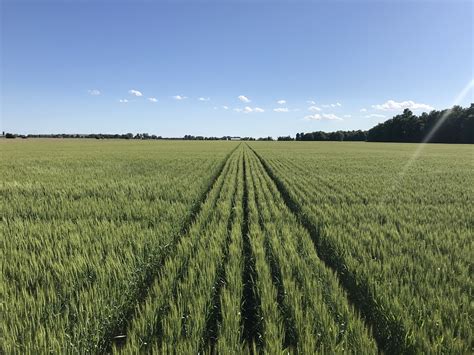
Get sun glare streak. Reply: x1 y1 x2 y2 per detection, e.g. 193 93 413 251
385 79 474 197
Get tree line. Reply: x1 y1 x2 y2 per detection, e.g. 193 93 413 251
367 105 473 143
2 133 163 140
294 130 367 141
294 104 473 143
3 104 473 143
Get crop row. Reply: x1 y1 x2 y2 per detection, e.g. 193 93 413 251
244 147 377 353
116 144 379 352
3 139 469 353
251 141 472 353
0 141 384 353
0 140 237 352
117 145 244 352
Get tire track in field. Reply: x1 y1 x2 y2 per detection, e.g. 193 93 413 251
240 152 264 352
200 209 234 350
96 144 241 353
247 151 298 351
201 149 243 351
261 236 299 350
247 144 407 354
123 150 239 352
158 149 241 352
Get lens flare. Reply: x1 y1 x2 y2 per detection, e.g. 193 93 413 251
385 79 474 197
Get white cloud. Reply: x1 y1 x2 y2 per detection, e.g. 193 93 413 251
304 113 343 121
119 99 128 103
304 114 322 120
273 107 289 112
222 105 229 110
198 97 210 101
323 113 343 120
237 106 265 113
88 89 101 96
148 97 158 102
372 100 434 111
238 95 251 103
129 89 143 97
308 106 321 112
173 95 187 100
277 99 286 105
344 114 352 118
360 108 367 112
307 100 316 105
365 114 386 119
321 103 342 108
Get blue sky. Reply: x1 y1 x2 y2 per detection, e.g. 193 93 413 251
2 0 473 137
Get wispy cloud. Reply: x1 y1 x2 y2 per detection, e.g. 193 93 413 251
119 99 128 103
237 106 265 113
129 89 143 97
323 113 343 120
238 95 251 103
148 97 158 102
322 103 341 108
304 114 322 120
365 113 386 118
198 97 210 101
222 105 229 110
360 108 367 112
277 99 286 105
307 100 316 105
304 113 343 121
372 100 434 111
173 95 187 100
88 89 101 96
308 105 321 112
344 114 352 118
273 107 289 112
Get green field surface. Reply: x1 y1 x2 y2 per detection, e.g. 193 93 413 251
1 139 472 353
